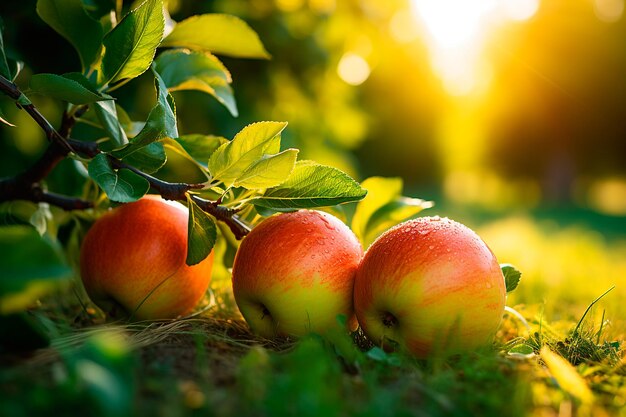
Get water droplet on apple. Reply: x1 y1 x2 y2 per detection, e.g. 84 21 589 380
431 216 441 221
418 229 430 236
429 245 434 250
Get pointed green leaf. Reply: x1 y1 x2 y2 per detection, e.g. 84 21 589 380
186 197 217 266
363 197 433 247
114 70 177 157
30 73 113 104
88 154 149 202
252 160 367 211
0 225 72 313
0 17 14 80
352 177 403 242
234 148 298 189
162 14 270 59
36 0 103 70
154 49 237 116
501 263 522 293
99 0 165 86
163 134 227 167
208 121 287 186
93 100 128 149
120 142 166 174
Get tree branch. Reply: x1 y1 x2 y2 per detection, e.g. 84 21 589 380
0 75 251 237
0 75 74 153
191 195 251 239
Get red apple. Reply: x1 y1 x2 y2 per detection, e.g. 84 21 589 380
354 216 506 358
80 196 213 320
232 210 363 338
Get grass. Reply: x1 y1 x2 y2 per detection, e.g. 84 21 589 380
1 214 625 417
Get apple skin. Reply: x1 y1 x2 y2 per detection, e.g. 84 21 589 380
232 210 363 338
80 196 213 320
354 216 506 358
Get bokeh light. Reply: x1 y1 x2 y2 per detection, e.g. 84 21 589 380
593 0 624 22
337 53 371 86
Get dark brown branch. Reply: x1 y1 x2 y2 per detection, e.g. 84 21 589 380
109 158 251 238
108 157 203 200
0 75 74 154
0 179 93 210
191 195 251 239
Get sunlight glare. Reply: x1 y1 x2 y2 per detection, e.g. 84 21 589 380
501 0 540 21
411 0 497 50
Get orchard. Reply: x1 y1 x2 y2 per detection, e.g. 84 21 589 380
1 1 625 417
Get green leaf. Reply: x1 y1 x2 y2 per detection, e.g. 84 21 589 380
233 148 298 189
120 142 166 174
208 121 287 186
352 177 403 242
93 100 128 149
87 154 149 202
501 263 522 293
82 0 115 20
30 73 113 104
114 70 177 157
36 0 103 71
186 197 217 266
0 17 14 81
154 49 237 116
0 201 51 235
163 134 227 167
0 225 72 313
99 0 165 86
162 14 270 59
252 160 367 211
363 197 433 247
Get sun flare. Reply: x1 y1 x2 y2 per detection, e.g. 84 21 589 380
410 0 539 95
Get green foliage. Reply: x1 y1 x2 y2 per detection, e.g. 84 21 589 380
208 121 288 187
113 70 177 156
36 0 103 71
162 14 270 59
0 225 71 314
501 263 522 293
352 176 433 247
186 197 217 266
93 100 129 149
154 49 237 116
0 18 19 82
30 73 112 104
252 160 368 212
99 0 164 87
87 154 150 202
233 148 299 189
163 134 226 168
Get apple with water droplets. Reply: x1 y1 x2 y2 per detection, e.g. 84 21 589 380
80 196 213 320
232 210 363 338
354 216 506 358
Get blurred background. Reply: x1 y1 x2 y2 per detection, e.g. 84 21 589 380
1 0 625 327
